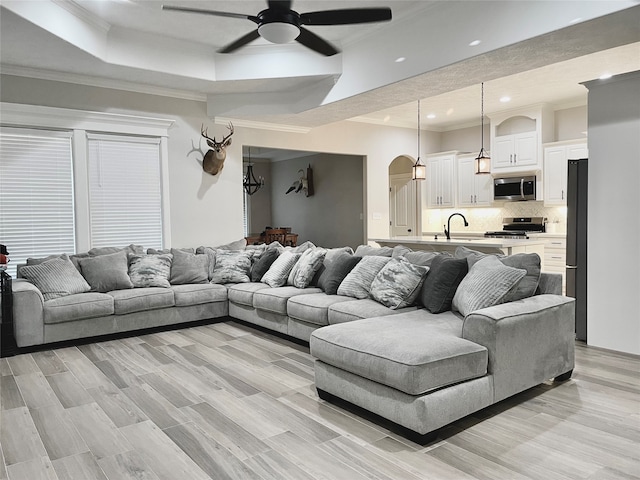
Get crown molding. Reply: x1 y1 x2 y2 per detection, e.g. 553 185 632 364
212 116 311 134
54 0 111 33
1 65 208 102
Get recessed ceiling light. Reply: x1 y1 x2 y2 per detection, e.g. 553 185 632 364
426 114 436 119
446 108 454 116
395 57 406 63
599 72 612 80
500 96 511 103
383 115 391 122
469 40 481 46
569 17 582 24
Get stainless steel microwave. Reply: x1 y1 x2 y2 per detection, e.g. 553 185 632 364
494 175 536 201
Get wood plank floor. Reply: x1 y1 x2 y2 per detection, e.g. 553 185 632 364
1 320 638 480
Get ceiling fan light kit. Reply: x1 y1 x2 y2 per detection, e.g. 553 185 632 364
162 1 392 56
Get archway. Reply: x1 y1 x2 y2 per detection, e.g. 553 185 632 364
388 155 421 237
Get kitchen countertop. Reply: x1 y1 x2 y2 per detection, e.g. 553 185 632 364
371 236 546 248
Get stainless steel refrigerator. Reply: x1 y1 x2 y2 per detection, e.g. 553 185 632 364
566 158 588 342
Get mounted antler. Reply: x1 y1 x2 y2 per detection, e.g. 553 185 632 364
200 122 234 175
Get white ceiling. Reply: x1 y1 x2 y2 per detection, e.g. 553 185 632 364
1 0 640 131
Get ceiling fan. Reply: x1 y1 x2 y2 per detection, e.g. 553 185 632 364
162 0 392 56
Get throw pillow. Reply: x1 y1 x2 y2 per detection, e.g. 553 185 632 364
288 247 327 289
316 251 361 294
354 245 393 257
420 255 468 313
209 250 252 284
455 246 541 301
128 253 173 288
261 251 301 288
311 246 354 285
337 256 391 299
391 245 413 258
20 256 91 301
370 257 429 309
401 250 440 267
78 250 133 292
196 238 247 254
250 248 280 282
452 255 527 317
169 248 209 285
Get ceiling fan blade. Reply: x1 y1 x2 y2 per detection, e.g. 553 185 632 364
300 8 392 26
267 0 292 10
218 29 261 54
296 27 339 56
162 5 259 23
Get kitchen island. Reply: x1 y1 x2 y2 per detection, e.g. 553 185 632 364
370 236 545 258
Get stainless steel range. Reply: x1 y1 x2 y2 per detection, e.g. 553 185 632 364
484 217 546 239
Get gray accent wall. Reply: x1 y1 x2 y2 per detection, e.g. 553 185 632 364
269 153 364 249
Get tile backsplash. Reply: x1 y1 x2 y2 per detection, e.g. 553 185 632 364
422 202 567 235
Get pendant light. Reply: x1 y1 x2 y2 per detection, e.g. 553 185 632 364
243 147 265 196
412 99 426 180
475 82 491 174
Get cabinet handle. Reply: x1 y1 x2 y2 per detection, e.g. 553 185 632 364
474 195 477 203
562 190 564 200
470 195 473 203
510 154 513 164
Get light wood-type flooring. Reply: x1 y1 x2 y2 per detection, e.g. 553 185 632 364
1 320 638 480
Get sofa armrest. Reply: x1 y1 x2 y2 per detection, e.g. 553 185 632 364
12 279 45 347
537 272 562 295
462 294 575 402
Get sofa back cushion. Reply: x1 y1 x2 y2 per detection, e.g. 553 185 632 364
169 248 209 285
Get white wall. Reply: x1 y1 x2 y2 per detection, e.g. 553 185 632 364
584 71 640 355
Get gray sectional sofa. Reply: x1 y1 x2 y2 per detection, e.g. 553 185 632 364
7 240 575 441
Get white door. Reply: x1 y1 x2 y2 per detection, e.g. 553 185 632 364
390 174 417 236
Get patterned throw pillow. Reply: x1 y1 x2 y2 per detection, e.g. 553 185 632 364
128 253 173 288
78 250 133 292
287 247 327 288
261 251 301 288
20 255 91 301
370 257 429 309
337 256 391 299
209 250 252 284
452 255 527 317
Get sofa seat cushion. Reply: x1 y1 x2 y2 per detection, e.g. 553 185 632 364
310 313 487 395
171 284 227 307
327 298 417 325
228 283 271 306
44 293 115 324
109 288 175 315
287 293 354 327
253 286 323 315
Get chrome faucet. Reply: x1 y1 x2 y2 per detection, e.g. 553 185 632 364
444 213 469 240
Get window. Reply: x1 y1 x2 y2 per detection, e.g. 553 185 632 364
0 128 75 276
87 134 163 250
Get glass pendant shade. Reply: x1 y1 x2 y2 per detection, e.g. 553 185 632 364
412 160 426 180
258 23 300 44
475 82 491 175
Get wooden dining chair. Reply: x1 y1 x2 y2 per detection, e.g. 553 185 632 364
264 228 288 245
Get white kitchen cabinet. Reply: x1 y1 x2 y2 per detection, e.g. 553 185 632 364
493 131 537 168
530 234 567 294
543 141 588 206
424 152 455 208
489 105 553 174
457 154 493 207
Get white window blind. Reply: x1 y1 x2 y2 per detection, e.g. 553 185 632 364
0 128 76 277
87 134 163 250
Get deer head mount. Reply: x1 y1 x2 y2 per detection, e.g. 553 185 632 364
200 122 233 175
